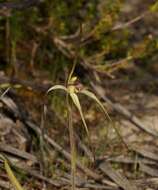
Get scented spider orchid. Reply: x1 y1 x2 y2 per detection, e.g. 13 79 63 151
47 76 110 135
47 76 110 190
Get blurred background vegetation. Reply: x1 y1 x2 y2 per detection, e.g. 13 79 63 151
0 0 158 82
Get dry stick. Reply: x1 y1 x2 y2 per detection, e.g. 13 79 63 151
91 82 158 138
106 155 157 166
132 146 158 162
139 163 158 177
133 177 158 189
99 162 137 190
0 143 37 163
0 88 10 98
111 11 149 31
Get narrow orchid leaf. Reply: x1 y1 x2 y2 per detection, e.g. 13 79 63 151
47 85 67 94
69 92 89 135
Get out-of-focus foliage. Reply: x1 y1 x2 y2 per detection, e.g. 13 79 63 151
0 0 158 80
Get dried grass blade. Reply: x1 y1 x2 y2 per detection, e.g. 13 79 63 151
4 159 24 190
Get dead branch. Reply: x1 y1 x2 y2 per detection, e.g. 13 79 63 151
0 143 37 163
99 162 137 190
91 82 158 137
